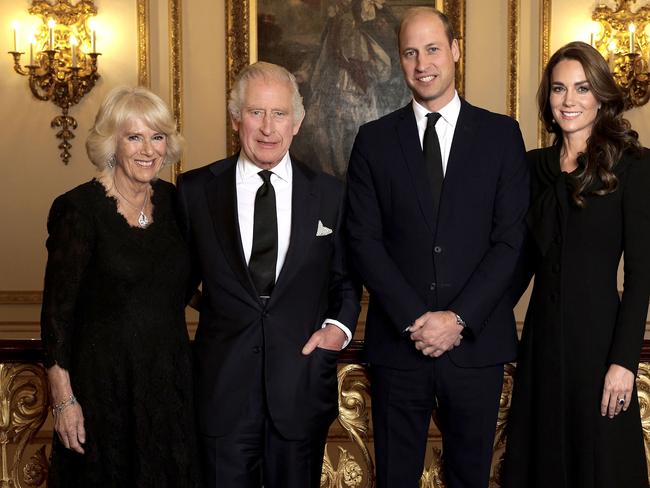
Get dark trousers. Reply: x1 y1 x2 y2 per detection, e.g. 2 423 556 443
199 363 328 488
371 354 504 488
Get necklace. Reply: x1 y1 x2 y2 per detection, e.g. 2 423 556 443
113 179 150 228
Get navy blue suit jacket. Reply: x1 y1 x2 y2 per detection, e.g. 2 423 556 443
177 155 360 438
347 99 529 369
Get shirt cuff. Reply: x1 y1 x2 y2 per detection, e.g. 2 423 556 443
322 319 352 349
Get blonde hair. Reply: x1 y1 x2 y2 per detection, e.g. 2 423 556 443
228 61 304 123
86 86 184 172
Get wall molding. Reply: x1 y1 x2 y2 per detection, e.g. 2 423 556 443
169 0 183 182
137 0 150 88
0 291 42 305
507 0 520 120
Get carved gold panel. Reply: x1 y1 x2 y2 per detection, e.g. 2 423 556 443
0 359 648 487
0 363 49 488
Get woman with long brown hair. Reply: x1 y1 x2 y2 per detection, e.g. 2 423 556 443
503 41 650 487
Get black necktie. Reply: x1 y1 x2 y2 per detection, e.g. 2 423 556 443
249 170 277 298
424 112 444 214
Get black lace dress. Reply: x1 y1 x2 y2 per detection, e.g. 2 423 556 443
41 179 200 487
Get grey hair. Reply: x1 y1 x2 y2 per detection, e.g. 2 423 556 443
228 61 304 123
86 86 184 173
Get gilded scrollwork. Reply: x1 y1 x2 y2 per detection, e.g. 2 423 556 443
506 0 520 120
0 363 49 488
322 446 364 488
168 0 183 182
324 364 374 488
137 0 150 88
636 362 650 478
420 446 445 488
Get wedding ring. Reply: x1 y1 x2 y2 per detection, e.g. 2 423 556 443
618 398 625 406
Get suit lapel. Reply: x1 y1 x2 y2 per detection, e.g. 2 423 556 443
205 157 258 300
444 99 479 184
396 104 436 233
269 158 319 305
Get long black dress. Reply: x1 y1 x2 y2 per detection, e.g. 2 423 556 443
502 146 650 488
41 179 200 487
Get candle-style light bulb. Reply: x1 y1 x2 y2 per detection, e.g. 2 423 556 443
29 34 35 65
11 21 19 51
89 18 97 52
628 23 636 54
70 34 78 68
608 40 617 71
47 18 55 50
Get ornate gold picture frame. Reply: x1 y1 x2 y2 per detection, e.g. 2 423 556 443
225 0 466 177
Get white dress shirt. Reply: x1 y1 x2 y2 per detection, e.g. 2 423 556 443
235 152 352 347
412 91 461 176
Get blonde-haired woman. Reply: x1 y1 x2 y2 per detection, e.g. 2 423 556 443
41 86 200 487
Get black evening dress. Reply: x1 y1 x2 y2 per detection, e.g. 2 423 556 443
41 179 200 487
502 146 650 488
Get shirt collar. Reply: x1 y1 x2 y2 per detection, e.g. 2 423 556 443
237 151 292 183
412 91 461 128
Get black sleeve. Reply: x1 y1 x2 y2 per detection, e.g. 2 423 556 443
40 195 95 369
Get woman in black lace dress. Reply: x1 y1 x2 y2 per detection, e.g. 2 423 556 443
41 87 200 487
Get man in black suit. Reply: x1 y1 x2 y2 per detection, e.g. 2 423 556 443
177 61 360 488
346 7 529 488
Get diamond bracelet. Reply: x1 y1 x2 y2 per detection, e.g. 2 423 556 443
52 394 77 416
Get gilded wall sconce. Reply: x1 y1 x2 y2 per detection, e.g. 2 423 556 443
592 0 650 109
8 0 100 165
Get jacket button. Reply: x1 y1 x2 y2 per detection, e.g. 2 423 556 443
430 283 437 290
433 246 443 254
262 311 269 318
252 346 261 354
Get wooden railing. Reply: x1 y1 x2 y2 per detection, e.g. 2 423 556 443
1 340 650 488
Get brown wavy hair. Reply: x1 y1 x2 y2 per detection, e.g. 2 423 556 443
538 41 641 207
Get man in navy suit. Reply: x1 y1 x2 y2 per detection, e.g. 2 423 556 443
177 62 360 488
346 7 529 488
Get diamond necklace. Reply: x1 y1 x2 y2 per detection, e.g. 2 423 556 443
113 179 150 228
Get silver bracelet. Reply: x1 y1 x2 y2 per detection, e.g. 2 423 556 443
52 394 77 416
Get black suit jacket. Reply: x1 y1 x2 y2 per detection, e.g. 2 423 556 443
177 155 360 439
347 99 529 369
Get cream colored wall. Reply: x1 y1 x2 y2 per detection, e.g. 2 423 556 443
0 0 225 334
0 0 648 336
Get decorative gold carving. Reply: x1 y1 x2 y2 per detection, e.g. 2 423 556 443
22 446 47 486
490 363 516 487
506 0 519 120
443 0 466 98
225 0 252 155
538 0 552 148
322 446 364 488
322 364 374 488
0 292 42 306
637 362 650 478
0 363 49 488
137 0 150 88
421 446 445 487
168 0 183 182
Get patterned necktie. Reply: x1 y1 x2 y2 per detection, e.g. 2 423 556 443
249 170 278 298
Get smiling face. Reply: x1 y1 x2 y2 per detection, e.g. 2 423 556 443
549 59 600 142
399 11 459 112
232 77 304 170
114 117 167 186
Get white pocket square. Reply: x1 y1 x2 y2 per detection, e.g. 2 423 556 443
316 220 333 236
